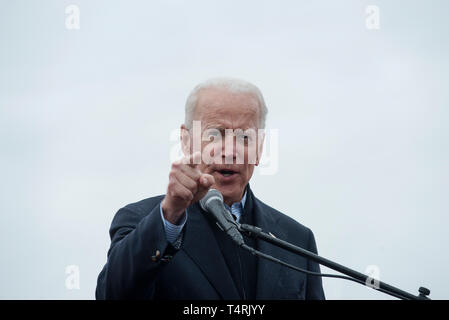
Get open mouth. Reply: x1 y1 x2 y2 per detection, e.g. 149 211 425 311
218 169 237 177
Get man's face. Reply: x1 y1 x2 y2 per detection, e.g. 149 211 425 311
181 88 264 206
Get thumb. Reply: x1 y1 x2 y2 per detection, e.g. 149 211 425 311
194 173 215 202
199 173 215 189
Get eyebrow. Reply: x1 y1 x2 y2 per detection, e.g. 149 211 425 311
203 123 254 131
203 122 226 129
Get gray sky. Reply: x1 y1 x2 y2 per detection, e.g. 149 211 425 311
1 0 448 299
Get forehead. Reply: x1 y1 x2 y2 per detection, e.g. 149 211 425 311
195 88 260 129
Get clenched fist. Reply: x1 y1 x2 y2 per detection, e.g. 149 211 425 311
161 152 215 224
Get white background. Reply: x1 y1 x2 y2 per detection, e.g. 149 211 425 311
1 0 448 299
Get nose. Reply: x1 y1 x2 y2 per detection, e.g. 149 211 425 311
222 132 236 164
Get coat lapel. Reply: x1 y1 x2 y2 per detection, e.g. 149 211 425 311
181 185 295 300
181 202 241 300
251 190 287 299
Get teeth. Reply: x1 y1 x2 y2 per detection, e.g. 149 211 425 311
219 170 234 177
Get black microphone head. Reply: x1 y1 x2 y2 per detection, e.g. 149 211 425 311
199 189 223 212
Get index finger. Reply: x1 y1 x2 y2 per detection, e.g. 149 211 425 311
181 151 202 168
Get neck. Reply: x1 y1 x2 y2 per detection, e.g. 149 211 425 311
223 187 247 207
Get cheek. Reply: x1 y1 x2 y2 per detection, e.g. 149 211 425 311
201 141 221 161
242 165 255 181
199 164 210 174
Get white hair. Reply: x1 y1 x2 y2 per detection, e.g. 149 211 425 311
184 77 268 129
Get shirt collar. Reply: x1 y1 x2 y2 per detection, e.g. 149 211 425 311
240 190 247 209
224 190 247 209
223 190 247 223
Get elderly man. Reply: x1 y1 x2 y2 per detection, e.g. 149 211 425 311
96 78 325 300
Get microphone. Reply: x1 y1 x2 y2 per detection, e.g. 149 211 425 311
199 189 245 246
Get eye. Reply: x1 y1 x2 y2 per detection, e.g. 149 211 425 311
205 129 221 139
240 133 251 140
236 133 253 144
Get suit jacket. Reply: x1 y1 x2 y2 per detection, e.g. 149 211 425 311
96 185 325 300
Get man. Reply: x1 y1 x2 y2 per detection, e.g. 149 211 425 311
96 78 325 300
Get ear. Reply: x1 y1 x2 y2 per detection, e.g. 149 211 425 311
256 130 265 166
180 124 191 157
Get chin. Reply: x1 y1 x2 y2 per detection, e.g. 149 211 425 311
214 183 243 204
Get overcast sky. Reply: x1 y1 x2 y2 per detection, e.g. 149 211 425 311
1 0 448 299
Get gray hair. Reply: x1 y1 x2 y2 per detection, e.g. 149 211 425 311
184 77 268 129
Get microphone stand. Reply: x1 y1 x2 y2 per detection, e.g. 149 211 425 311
237 223 431 300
